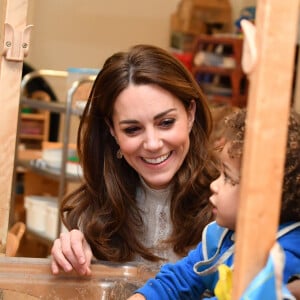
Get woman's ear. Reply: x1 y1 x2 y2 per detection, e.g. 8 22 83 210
105 118 117 140
188 100 196 131
110 127 116 140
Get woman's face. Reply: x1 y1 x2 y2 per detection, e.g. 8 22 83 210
110 84 195 190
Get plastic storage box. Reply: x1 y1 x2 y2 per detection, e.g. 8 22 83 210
25 195 58 239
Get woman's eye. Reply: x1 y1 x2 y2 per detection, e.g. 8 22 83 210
123 126 140 135
160 118 175 128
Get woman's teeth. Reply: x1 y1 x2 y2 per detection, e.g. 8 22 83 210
142 152 171 164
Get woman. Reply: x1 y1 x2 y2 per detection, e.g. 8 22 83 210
51 44 218 275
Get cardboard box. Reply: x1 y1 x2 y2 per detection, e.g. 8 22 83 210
170 31 197 52
171 13 206 35
171 0 232 35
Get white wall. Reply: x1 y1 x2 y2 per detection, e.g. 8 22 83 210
26 0 256 71
26 0 180 70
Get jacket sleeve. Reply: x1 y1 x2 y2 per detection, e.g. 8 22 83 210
278 225 300 283
134 242 207 300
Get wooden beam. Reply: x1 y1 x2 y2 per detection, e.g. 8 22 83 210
232 0 300 298
0 0 30 254
0 2 8 71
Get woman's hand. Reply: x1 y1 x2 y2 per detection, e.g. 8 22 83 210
127 294 146 300
51 229 93 276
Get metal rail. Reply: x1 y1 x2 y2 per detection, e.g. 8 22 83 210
18 70 96 239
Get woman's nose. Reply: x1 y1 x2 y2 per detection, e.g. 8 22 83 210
143 130 163 151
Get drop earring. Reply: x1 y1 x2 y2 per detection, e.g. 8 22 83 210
117 149 123 159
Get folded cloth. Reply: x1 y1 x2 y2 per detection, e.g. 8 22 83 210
207 243 296 300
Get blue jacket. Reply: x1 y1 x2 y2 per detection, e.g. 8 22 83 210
136 221 300 300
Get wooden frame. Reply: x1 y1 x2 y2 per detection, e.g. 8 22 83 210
0 0 299 299
0 0 30 254
233 0 299 297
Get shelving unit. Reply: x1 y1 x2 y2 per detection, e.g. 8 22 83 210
19 112 49 147
14 70 96 254
192 34 248 107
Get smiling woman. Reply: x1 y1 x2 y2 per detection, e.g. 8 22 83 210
110 84 196 190
50 44 219 276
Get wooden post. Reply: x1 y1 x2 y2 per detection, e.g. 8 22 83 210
0 0 30 254
232 0 300 298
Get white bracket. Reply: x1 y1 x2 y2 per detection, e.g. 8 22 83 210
241 19 257 75
2 23 33 62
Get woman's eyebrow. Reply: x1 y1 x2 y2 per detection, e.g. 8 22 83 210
119 108 177 125
154 108 177 120
119 119 139 125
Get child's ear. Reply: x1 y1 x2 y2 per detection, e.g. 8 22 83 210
188 100 196 131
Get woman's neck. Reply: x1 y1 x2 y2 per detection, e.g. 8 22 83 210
139 176 173 196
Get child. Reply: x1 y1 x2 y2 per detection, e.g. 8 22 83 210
128 108 300 300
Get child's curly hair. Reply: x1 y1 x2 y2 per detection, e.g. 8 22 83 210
223 108 300 223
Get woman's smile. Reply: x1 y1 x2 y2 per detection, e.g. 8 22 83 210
141 151 172 165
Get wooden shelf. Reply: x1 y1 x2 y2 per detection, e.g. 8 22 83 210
192 65 240 76
19 107 50 149
21 113 46 120
19 134 44 140
18 159 82 182
192 34 248 107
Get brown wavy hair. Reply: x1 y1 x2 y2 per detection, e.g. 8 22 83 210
224 108 300 223
61 44 218 262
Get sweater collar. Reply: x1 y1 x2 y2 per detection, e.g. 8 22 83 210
139 176 173 199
